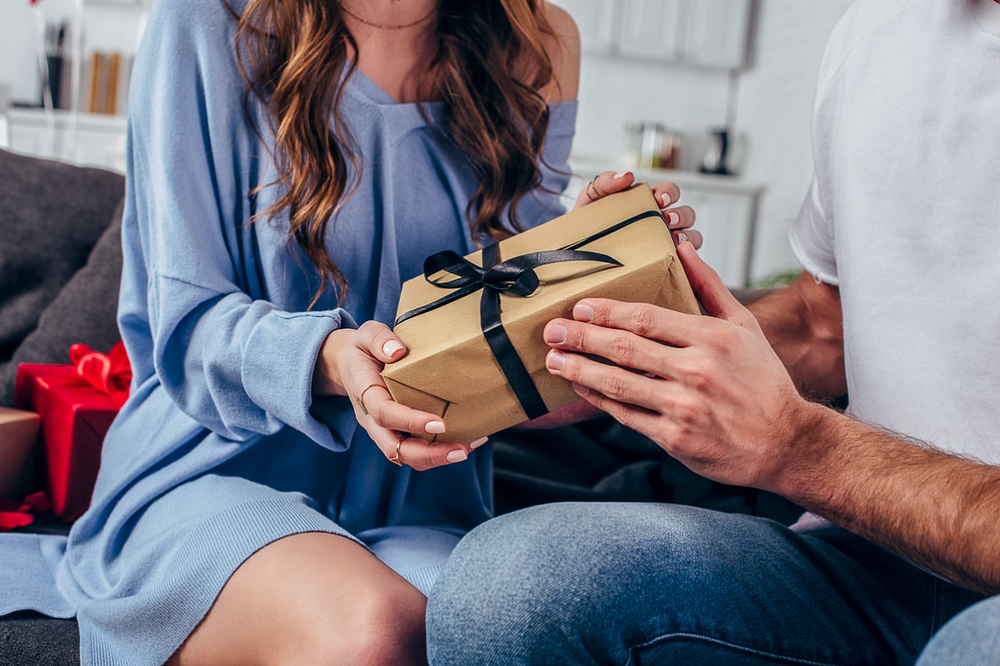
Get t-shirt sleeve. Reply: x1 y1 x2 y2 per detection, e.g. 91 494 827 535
120 0 357 448
787 177 839 286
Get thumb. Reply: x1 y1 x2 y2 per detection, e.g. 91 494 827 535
574 171 635 209
676 241 747 323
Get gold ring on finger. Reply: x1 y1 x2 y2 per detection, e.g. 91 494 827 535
356 383 384 416
388 435 405 466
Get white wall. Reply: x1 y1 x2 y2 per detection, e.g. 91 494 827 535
570 0 855 281
573 57 731 172
737 0 855 280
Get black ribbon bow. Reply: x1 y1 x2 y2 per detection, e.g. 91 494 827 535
394 209 663 420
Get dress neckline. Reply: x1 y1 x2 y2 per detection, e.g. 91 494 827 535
347 66 443 109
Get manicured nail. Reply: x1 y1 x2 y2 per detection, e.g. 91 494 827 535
573 383 590 396
667 211 680 227
446 449 468 463
574 302 595 322
614 171 629 179
382 340 404 357
547 350 566 372
661 193 673 208
425 420 446 434
545 323 567 344
470 437 489 450
676 232 688 244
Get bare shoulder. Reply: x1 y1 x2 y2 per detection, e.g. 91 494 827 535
540 2 580 102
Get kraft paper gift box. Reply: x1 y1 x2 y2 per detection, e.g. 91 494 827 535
0 406 41 500
383 183 700 444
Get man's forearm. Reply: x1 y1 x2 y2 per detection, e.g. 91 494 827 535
780 404 1000 595
748 272 846 402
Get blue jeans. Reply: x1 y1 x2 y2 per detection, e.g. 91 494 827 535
426 503 983 665
916 595 1000 666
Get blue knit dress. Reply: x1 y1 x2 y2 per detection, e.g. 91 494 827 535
0 0 576 662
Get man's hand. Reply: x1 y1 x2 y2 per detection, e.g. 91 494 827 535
541 241 820 491
542 243 1000 595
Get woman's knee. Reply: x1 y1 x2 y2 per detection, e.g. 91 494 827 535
289 578 427 666
170 532 430 666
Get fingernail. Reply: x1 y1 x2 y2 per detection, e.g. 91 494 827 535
425 420 446 434
614 171 629 180
661 193 673 208
382 340 404 357
545 323 567 344
676 232 688 244
574 302 594 322
446 449 468 463
667 211 680 227
573 383 590 396
547 350 566 372
470 437 488 450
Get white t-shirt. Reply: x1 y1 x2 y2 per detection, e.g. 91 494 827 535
788 0 1000 464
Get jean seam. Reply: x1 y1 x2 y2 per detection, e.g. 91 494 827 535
623 632 863 666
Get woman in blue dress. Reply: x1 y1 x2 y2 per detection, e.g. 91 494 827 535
1 0 698 663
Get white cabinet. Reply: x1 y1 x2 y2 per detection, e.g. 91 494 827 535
7 108 127 173
683 0 754 69
551 0 753 70
616 0 685 61
568 159 762 287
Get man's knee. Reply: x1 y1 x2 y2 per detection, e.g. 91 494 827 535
427 502 747 665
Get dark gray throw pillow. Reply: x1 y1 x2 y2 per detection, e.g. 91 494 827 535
0 149 125 368
0 199 125 406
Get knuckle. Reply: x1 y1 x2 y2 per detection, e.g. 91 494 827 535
610 334 636 367
608 402 635 430
682 359 713 391
601 372 631 400
629 305 656 338
670 395 702 424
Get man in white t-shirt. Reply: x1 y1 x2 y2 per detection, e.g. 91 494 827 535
426 1 1000 664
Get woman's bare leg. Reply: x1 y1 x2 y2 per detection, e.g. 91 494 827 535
167 532 428 666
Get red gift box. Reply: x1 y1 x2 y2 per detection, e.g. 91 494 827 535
13 343 131 522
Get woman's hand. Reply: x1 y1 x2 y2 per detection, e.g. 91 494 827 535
313 322 485 471
574 170 702 250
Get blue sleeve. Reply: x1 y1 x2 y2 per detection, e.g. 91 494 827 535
119 0 357 447
513 101 578 230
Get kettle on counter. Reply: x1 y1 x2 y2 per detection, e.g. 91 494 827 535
699 127 734 176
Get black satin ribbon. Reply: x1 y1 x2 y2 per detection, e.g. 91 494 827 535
394 208 663 419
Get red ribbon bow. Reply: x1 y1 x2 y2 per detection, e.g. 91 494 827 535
0 492 51 532
69 341 132 408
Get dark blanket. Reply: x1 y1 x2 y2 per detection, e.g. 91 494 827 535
492 416 804 525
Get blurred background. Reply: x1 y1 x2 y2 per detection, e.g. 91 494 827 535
0 0 855 287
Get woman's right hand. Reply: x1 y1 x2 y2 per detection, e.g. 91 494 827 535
313 321 484 471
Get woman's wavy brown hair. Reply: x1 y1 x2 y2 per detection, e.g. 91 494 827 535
229 0 560 305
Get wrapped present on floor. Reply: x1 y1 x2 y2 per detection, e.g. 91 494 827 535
0 491 51 533
383 183 700 444
14 342 131 522
0 406 41 500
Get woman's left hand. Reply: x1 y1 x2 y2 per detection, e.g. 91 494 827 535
574 170 702 250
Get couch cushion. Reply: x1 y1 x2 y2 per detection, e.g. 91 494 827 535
0 149 124 373
0 150 125 406
0 201 125 406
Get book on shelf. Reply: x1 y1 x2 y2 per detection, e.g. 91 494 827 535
52 49 133 116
